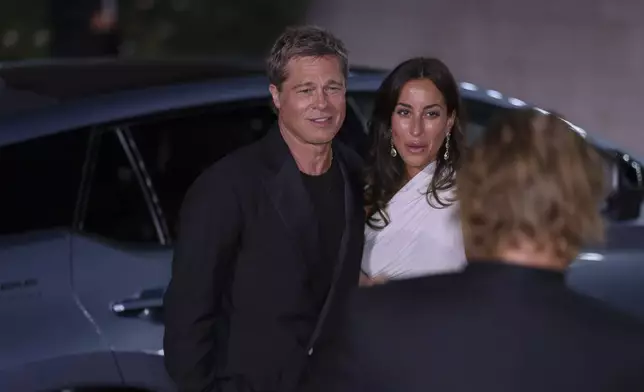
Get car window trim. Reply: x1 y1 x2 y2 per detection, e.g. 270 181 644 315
73 128 100 231
347 96 369 134
75 126 170 245
117 126 171 245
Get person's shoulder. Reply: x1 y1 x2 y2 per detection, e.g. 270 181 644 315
182 139 265 206
568 292 644 368
567 290 644 334
557 289 644 355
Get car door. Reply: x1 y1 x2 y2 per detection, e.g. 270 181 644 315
0 129 122 392
71 99 281 391
70 126 174 391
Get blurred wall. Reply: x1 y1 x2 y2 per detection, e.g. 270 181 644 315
307 0 644 157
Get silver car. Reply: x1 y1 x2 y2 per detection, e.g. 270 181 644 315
0 59 642 392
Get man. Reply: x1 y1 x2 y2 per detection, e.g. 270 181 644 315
162 26 364 392
304 109 644 392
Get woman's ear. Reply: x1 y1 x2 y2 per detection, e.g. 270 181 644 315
447 111 456 133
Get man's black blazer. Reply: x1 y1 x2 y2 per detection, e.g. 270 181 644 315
304 261 644 392
163 127 365 392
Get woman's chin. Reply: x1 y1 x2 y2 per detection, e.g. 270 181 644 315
402 157 433 170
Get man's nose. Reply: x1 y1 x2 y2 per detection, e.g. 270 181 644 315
313 90 329 109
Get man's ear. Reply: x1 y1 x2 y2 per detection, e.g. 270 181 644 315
269 84 281 110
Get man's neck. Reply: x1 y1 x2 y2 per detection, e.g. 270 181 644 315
492 243 571 272
280 125 333 176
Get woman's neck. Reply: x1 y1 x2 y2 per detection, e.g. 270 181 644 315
405 160 436 182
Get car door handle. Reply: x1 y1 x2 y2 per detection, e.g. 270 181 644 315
111 288 165 319
111 297 163 315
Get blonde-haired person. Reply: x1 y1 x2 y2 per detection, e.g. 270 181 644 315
304 108 644 392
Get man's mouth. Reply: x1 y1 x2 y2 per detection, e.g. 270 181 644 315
309 116 333 126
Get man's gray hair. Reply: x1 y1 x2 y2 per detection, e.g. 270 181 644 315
266 25 349 89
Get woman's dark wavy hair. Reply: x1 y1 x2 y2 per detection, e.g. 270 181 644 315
365 57 466 229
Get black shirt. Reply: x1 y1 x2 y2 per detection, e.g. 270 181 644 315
301 158 346 311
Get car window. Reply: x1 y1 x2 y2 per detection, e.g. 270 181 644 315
0 130 88 236
129 101 277 241
337 99 369 157
460 99 503 145
80 129 159 243
349 92 376 122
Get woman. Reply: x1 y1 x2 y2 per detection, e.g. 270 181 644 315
361 57 467 285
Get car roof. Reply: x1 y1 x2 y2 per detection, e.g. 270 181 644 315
0 57 267 100
0 57 384 102
0 58 627 160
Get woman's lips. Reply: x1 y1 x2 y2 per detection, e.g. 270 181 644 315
405 143 428 154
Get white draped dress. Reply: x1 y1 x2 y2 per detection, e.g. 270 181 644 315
362 162 466 280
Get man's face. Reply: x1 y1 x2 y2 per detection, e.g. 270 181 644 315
269 55 346 146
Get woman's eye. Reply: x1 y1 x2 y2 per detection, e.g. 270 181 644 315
396 109 410 116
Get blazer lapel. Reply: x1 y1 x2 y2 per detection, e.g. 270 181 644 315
333 153 361 278
261 128 322 268
306 144 364 353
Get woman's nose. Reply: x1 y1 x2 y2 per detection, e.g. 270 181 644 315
409 118 424 136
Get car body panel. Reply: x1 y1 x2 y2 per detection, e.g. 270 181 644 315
70 235 170 355
0 352 123 392
114 351 174 392
0 230 122 389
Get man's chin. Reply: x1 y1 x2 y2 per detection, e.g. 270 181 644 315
306 127 340 145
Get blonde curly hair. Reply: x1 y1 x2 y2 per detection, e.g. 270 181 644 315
457 108 606 261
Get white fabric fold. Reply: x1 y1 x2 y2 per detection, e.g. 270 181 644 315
362 162 466 279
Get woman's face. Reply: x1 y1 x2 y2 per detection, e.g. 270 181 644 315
390 78 454 178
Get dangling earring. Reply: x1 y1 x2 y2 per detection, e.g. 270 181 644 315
390 141 398 157
443 132 451 161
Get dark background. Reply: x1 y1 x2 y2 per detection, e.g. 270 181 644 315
0 0 310 60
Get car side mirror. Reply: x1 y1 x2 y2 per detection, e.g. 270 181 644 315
603 154 644 221
604 187 643 221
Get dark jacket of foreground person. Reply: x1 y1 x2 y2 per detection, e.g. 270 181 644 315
163 128 365 392
304 261 644 392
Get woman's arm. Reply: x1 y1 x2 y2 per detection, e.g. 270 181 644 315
359 272 388 287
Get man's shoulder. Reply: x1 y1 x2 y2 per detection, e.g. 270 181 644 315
565 289 644 338
183 138 266 204
199 138 267 183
